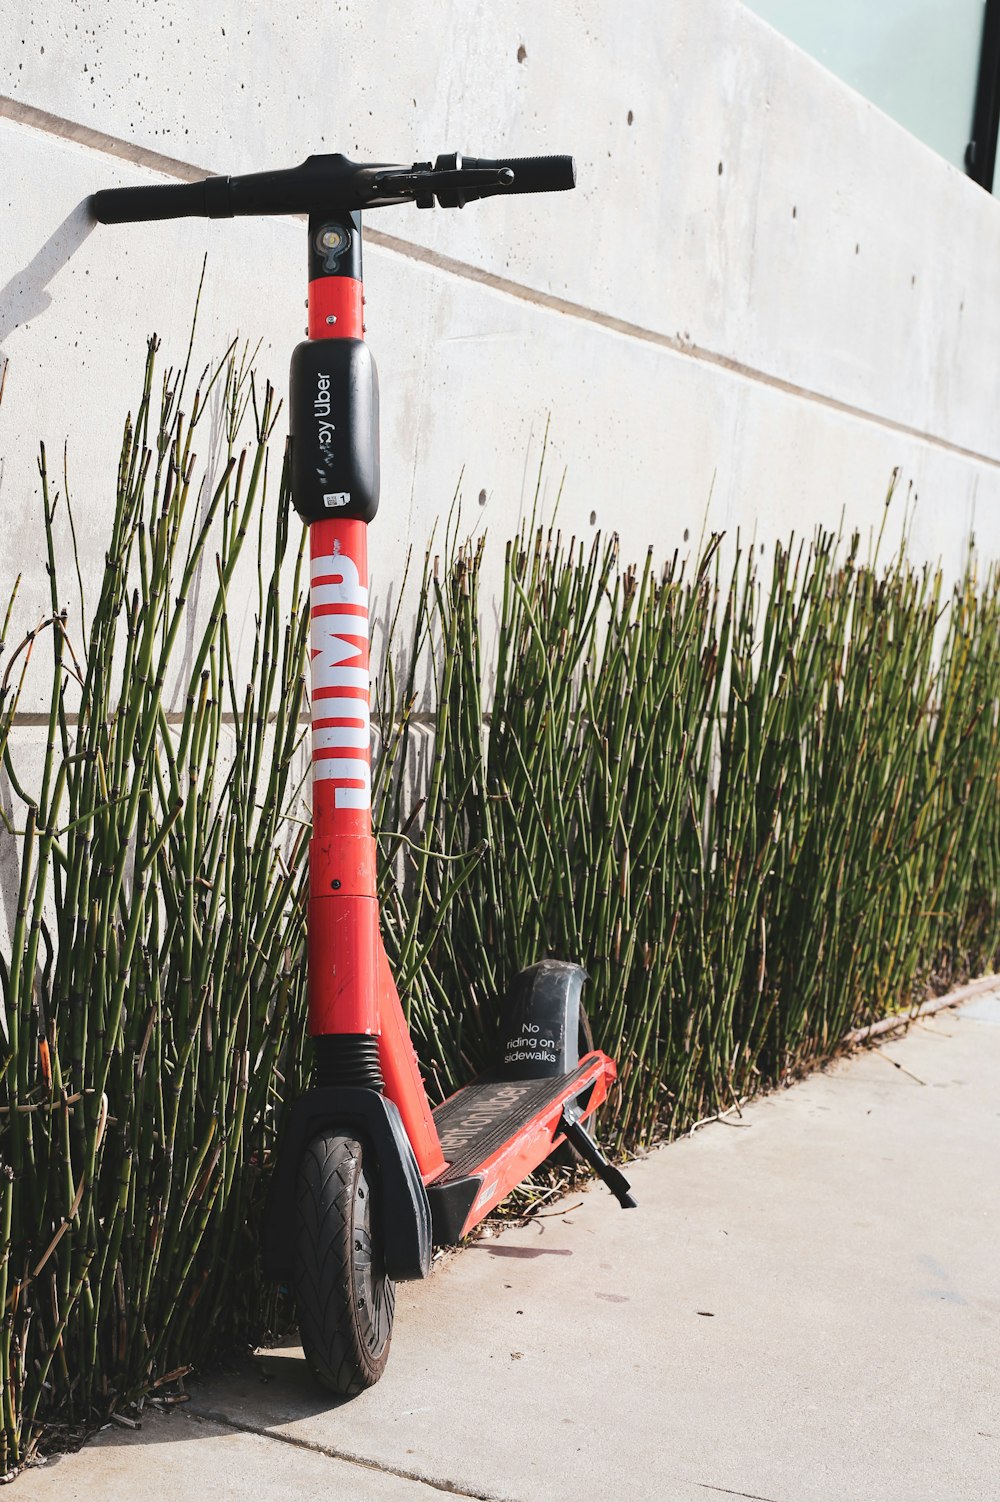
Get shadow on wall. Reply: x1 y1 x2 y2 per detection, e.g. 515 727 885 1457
0 199 94 354
0 198 93 966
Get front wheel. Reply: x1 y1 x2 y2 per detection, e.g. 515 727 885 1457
293 1130 395 1395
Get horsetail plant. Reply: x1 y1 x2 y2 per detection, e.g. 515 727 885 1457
394 521 1000 1148
0 339 311 1472
2 336 999 1469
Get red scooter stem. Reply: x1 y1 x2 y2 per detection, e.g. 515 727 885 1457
304 214 446 1178
308 516 378 1034
308 276 364 341
306 231 375 1033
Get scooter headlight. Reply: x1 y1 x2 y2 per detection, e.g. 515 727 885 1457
315 223 350 270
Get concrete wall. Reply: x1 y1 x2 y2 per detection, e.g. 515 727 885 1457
2 0 1000 714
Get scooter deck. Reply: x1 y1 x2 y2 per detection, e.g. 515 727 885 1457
425 1051 614 1243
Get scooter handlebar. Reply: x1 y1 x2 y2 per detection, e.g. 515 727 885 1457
90 150 576 225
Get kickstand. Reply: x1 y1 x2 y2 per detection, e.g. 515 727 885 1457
559 1106 637 1209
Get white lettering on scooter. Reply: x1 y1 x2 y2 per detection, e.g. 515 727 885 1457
310 551 368 601
310 551 371 809
503 1018 559 1065
312 758 371 809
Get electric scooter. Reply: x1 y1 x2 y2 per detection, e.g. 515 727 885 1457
91 151 635 1396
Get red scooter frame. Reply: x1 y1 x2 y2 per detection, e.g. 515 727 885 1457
304 263 616 1218
92 150 634 1395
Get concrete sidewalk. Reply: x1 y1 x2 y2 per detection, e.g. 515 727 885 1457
17 992 1000 1502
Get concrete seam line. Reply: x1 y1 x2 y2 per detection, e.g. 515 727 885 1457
0 95 213 183
841 971 999 1045
182 1406 515 1501
366 229 1000 473
5 93 1000 473
6 710 439 727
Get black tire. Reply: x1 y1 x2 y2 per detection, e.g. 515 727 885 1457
293 1130 395 1395
575 1001 595 1061
551 1003 595 1168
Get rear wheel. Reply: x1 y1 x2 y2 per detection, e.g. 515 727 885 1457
293 1130 395 1395
575 1001 595 1061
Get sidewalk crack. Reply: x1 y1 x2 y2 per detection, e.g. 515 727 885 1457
183 1406 519 1501
696 1484 782 1502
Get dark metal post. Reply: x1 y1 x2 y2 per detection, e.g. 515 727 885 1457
966 0 1000 190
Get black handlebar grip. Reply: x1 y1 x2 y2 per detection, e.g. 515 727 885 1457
463 155 576 195
90 177 233 224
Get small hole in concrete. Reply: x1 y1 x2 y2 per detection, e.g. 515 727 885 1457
855 243 860 255
717 161 723 175
589 510 597 526
517 43 527 62
478 489 487 507
792 205 797 218
911 274 916 286
627 109 634 125
683 528 690 543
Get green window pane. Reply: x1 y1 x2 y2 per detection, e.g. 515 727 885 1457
747 0 986 173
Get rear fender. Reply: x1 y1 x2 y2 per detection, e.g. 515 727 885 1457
498 960 587 1079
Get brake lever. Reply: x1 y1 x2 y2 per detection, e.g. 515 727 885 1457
368 165 514 207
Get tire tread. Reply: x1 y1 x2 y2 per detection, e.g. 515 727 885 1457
293 1131 394 1395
